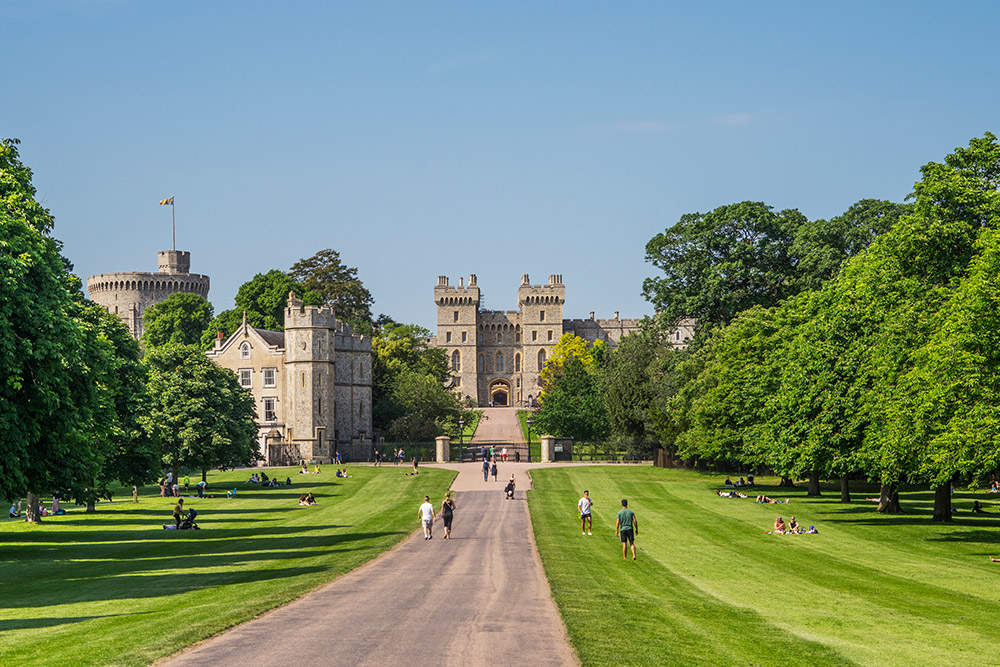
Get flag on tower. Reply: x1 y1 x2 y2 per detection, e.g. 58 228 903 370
159 197 174 205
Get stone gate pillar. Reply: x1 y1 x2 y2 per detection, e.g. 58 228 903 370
435 436 450 463
541 435 555 463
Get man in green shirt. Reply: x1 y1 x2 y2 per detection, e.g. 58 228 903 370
615 499 638 561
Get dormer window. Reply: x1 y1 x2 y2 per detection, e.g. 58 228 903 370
240 343 251 359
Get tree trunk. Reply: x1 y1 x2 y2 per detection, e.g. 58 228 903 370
86 500 96 513
807 469 821 496
25 492 41 524
202 468 208 483
931 484 953 522
778 476 795 488
877 484 902 514
132 486 138 503
840 476 851 503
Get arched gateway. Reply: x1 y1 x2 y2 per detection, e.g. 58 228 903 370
489 379 511 406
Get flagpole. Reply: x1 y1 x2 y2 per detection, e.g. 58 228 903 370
172 199 176 251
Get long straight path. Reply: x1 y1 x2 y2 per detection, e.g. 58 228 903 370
162 463 577 667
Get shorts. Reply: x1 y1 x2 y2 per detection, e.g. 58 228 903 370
443 515 453 529
581 512 591 520
423 519 433 529
620 529 634 543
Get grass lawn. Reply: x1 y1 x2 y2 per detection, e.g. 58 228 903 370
527 466 1000 666
0 465 455 666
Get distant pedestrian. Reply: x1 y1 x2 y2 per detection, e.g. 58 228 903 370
184 475 190 491
374 449 382 466
411 457 419 475
336 451 342 465
501 447 508 462
440 492 456 539
419 495 436 539
491 459 498 482
481 446 487 461
578 490 594 535
615 499 638 561
172 498 186 529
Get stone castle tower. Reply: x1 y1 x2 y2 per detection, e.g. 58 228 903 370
431 273 694 407
87 249 210 339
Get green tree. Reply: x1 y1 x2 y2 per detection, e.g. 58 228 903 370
539 333 604 392
200 270 320 348
534 357 610 443
143 344 260 481
597 325 664 441
643 201 807 334
0 139 107 521
289 249 374 332
142 292 214 348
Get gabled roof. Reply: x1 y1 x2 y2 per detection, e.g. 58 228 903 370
255 328 285 347
207 319 285 358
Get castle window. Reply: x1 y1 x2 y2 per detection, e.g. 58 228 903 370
478 333 484 343
478 354 485 373
455 377 461 387
496 352 504 373
454 310 459 322
452 350 461 371
548 330 553 341
496 332 502 344
263 368 276 387
676 331 680 340
239 368 252 388
240 343 251 359
462 331 467 343
540 310 545 321
446 332 452 343
263 398 276 423
515 353 521 372
538 349 546 369
532 331 537 342
515 332 520 343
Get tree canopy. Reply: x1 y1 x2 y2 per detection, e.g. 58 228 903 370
143 292 214 348
289 249 374 333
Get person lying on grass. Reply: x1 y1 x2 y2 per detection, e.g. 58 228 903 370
756 495 789 504
717 490 748 498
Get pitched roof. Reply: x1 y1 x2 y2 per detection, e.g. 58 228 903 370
254 328 285 348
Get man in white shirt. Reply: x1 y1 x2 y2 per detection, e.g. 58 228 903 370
578 490 594 535
418 495 436 540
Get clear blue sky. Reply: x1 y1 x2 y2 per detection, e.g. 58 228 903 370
5 2 999 329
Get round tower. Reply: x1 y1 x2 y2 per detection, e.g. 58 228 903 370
86 250 210 339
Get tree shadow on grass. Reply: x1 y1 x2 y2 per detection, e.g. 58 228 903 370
926 529 1000 544
2 529 405 608
0 612 152 634
0 523 351 546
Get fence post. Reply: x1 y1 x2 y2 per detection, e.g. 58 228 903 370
541 435 555 463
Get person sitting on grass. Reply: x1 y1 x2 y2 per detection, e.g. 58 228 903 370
773 516 786 534
298 494 309 506
300 464 308 474
226 488 236 498
972 500 987 513
314 465 321 474
285 477 292 486
746 474 755 486
807 525 818 534
724 476 733 487
788 516 801 533
305 493 317 505
9 503 21 518
990 481 999 493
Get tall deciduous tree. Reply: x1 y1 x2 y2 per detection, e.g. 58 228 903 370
0 139 106 521
143 344 260 481
534 357 609 443
539 333 604 393
289 249 374 332
643 201 806 334
143 292 214 348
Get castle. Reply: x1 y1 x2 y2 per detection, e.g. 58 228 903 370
429 273 694 407
86 249 210 339
206 292 373 464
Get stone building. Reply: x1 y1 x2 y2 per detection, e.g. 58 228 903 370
206 292 373 464
86 249 210 339
429 273 694 407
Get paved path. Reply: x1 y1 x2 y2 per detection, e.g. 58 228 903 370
470 407 526 444
162 463 578 667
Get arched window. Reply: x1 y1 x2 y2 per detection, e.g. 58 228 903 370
515 332 520 343
240 343 251 359
452 350 461 371
478 333 484 343
515 353 521 372
496 351 504 373
538 348 546 369
478 354 485 373
496 331 502 344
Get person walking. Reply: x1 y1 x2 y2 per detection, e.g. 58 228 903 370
419 495 436 540
483 458 490 482
440 492 456 539
578 490 594 535
615 499 638 561
172 498 186 529
501 447 508 462
491 458 498 482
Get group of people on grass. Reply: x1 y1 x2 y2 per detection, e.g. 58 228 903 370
8 497 66 519
724 475 754 488
771 515 817 535
249 472 291 488
574 490 639 560
300 464 322 474
298 493 317 506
